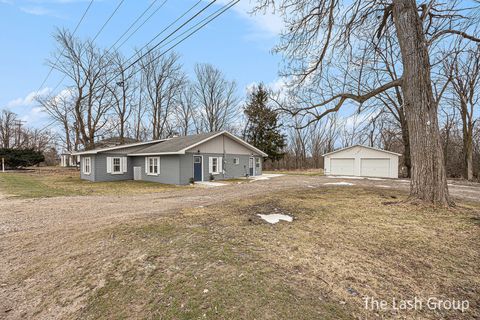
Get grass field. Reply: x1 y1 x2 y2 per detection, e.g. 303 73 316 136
0 168 184 198
6 185 478 319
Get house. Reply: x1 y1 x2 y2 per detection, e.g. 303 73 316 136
73 131 267 184
323 145 400 178
60 152 79 167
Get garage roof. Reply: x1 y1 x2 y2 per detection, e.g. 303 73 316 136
322 145 401 157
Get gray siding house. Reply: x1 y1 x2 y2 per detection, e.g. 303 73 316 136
74 131 267 185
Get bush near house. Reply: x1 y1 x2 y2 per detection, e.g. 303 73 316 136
0 148 45 168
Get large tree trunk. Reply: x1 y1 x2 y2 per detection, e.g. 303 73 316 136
399 113 411 178
392 0 452 206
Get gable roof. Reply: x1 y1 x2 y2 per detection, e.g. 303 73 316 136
129 131 268 157
72 139 166 155
322 144 402 157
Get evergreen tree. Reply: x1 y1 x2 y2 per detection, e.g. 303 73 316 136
244 84 285 163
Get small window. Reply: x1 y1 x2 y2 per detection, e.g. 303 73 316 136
233 158 239 165
194 157 201 163
147 157 159 175
112 157 121 173
83 157 91 175
212 157 218 173
255 158 260 168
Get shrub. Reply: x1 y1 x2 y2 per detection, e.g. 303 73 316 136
189 177 195 184
0 148 45 168
209 174 214 181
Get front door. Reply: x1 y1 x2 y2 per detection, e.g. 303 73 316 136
193 156 203 181
249 157 254 176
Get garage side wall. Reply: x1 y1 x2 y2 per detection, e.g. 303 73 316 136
324 146 399 178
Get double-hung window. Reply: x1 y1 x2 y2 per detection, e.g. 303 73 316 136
233 157 239 165
209 157 222 174
83 157 91 175
146 157 160 175
112 157 121 174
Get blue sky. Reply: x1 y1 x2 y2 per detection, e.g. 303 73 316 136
0 0 284 128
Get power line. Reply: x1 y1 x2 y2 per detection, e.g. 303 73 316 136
35 0 94 95
123 0 217 76
111 0 169 52
91 0 126 43
121 0 239 84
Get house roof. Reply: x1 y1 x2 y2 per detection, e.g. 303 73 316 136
129 131 268 157
322 144 402 157
72 139 166 155
72 131 268 157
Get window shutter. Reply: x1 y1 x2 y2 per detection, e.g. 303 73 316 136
106 157 112 173
145 157 148 174
81 157 84 173
122 157 127 173
157 157 161 174
208 157 213 174
219 157 223 173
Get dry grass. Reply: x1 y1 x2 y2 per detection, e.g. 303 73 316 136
264 168 324 176
6 185 478 319
0 167 184 198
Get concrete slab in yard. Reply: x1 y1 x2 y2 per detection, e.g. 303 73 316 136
195 181 227 188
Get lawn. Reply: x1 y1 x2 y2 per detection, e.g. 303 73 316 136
7 185 479 319
0 168 184 198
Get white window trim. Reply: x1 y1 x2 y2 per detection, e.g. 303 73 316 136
146 156 160 176
209 156 222 174
83 157 91 175
112 157 122 175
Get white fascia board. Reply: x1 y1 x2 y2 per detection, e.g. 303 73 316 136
322 144 401 157
127 151 184 156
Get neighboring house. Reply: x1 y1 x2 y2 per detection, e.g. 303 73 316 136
60 152 79 167
323 145 400 178
73 131 267 184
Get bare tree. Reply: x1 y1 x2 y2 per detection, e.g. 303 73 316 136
139 51 185 139
49 29 113 150
449 46 480 180
0 110 17 148
255 0 480 206
108 53 137 144
193 63 238 132
175 83 197 136
36 89 76 151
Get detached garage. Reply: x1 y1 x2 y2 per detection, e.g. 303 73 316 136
323 145 400 178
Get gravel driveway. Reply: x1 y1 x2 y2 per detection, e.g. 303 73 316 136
1 174 479 318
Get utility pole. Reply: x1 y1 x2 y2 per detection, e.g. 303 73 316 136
13 119 26 147
1 157 4 173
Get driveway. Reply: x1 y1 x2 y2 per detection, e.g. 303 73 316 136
1 174 479 318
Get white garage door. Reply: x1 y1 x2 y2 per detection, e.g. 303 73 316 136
330 158 355 176
361 158 390 178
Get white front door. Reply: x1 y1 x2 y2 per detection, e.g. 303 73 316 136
134 166 142 180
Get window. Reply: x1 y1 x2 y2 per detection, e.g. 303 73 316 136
194 157 201 163
255 157 260 168
212 157 218 173
146 157 160 175
209 157 222 174
233 157 239 165
83 157 91 175
112 157 121 174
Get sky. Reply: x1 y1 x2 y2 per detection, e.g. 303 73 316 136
0 0 284 129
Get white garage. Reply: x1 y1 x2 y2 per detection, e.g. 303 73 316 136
323 145 400 178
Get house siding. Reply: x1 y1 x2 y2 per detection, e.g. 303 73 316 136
186 153 262 181
80 155 95 181
94 153 134 182
131 155 181 184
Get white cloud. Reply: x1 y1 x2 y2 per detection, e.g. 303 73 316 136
216 0 283 39
6 87 51 108
20 6 51 15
